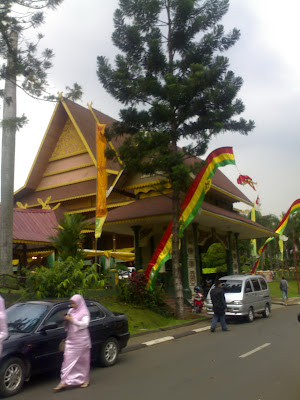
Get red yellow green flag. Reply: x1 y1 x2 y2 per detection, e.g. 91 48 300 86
251 198 300 273
144 147 235 291
95 123 107 239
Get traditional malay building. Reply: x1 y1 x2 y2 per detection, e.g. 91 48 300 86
13 98 276 298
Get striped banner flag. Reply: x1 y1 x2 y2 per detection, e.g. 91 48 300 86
145 147 236 291
95 123 107 239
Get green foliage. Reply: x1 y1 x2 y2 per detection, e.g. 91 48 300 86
240 263 251 273
49 213 88 261
25 257 104 299
238 210 282 269
0 1 82 105
118 272 170 315
97 0 254 194
202 242 226 271
282 212 300 266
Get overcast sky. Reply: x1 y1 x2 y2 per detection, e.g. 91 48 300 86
4 0 300 218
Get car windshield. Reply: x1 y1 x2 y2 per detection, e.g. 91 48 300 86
220 280 243 293
7 303 49 333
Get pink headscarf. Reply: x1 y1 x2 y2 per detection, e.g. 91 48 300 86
69 294 90 320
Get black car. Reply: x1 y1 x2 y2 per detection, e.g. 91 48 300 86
0 300 130 397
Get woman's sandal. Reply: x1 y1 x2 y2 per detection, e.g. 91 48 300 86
53 383 67 391
80 382 89 388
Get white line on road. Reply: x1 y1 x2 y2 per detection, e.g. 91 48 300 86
192 326 211 333
239 343 271 358
143 336 174 346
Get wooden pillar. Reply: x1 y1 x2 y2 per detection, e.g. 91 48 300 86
198 245 203 277
180 230 192 298
227 231 233 275
192 223 201 286
22 244 27 268
131 225 142 270
235 233 241 273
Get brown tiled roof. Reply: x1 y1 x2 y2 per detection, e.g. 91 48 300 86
9 208 58 242
105 194 172 222
103 195 274 236
15 180 97 205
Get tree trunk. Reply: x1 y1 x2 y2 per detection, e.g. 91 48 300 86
0 30 18 274
172 190 185 319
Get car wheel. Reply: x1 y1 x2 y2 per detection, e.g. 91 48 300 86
98 337 119 367
262 304 270 318
0 357 25 397
247 307 254 323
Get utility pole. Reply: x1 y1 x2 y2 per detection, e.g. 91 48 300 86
292 231 299 294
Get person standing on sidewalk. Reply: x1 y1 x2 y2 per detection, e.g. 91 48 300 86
210 280 229 332
280 276 289 304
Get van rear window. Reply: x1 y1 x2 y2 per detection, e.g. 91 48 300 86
220 280 242 293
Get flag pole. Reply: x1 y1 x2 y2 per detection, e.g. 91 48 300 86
95 238 98 266
293 230 299 294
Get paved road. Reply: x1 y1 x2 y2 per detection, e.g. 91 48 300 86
16 304 300 400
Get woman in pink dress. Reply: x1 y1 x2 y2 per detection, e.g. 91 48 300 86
53 294 91 391
0 296 8 354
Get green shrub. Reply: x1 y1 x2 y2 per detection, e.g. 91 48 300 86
25 257 104 299
118 272 170 316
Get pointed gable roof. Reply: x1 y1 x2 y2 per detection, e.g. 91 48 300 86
14 99 122 203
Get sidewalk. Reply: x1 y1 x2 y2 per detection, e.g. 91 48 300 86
271 296 300 305
123 298 299 353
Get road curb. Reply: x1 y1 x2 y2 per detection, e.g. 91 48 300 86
130 316 210 338
124 325 212 353
123 343 148 353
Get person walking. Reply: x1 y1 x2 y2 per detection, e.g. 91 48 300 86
210 280 229 332
0 296 8 354
53 294 91 391
280 276 289 304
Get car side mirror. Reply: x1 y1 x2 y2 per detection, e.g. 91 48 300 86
40 322 58 332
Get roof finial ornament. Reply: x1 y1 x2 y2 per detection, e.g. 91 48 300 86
87 102 93 108
16 202 28 209
58 92 63 99
37 196 60 210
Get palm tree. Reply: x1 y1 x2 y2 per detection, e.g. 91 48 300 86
49 214 88 261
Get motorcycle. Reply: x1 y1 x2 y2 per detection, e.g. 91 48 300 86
192 285 204 313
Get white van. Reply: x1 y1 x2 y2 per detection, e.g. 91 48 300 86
206 274 271 322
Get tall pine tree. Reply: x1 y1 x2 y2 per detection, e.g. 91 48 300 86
97 0 254 318
0 0 82 273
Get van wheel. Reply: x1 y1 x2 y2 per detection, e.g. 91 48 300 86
247 307 254 322
262 304 270 318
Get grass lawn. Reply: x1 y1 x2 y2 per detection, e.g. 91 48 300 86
93 296 204 335
2 291 205 336
268 279 300 298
